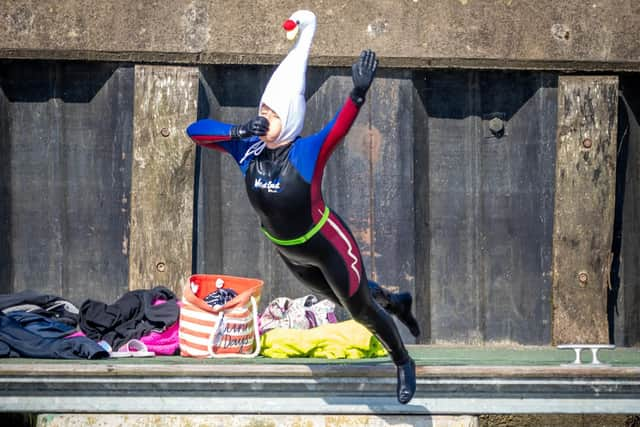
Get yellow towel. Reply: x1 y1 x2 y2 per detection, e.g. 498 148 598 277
260 320 388 359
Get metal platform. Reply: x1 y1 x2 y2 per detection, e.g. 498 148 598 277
1 354 640 415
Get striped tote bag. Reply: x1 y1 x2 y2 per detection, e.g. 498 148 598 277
179 274 263 358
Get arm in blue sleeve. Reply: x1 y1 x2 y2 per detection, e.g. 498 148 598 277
186 119 233 144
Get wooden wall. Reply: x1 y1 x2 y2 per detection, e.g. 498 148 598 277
194 67 557 344
1 61 639 346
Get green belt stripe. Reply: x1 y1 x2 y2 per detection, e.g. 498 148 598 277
261 207 330 246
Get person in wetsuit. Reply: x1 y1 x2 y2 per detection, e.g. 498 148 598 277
186 49 419 404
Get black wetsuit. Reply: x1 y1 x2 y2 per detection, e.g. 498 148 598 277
187 96 410 365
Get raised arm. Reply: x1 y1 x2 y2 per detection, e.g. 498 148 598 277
315 50 379 158
186 116 269 151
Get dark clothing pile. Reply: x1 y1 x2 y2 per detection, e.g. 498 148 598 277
0 291 107 359
0 287 179 359
79 286 179 350
0 312 108 359
0 290 80 326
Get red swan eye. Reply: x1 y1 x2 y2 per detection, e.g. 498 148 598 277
282 19 297 31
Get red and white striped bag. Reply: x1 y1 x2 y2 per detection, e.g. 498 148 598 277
179 274 263 358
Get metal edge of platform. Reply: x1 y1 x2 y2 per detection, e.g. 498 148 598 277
1 363 639 415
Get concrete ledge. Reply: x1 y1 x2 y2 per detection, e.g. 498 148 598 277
34 414 479 427
1 362 639 414
2 50 640 72
1 0 639 71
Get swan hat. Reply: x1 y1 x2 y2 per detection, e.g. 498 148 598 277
259 10 316 144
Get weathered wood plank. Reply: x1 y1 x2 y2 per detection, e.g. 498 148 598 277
367 73 417 342
321 71 418 340
423 71 556 344
0 63 133 304
477 72 557 345
552 76 619 345
129 66 199 295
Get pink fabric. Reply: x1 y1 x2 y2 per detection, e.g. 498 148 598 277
137 298 180 355
68 320 179 355
139 321 179 355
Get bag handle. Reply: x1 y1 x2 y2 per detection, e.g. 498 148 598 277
207 296 261 358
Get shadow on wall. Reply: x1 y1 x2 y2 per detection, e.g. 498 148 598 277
196 64 347 113
611 76 640 346
415 69 558 121
0 60 119 103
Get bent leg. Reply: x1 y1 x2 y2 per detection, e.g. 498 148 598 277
369 280 421 338
346 275 411 364
277 212 417 404
315 212 411 365
280 249 409 363
314 237 416 405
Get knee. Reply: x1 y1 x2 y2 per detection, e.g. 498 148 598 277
348 300 385 330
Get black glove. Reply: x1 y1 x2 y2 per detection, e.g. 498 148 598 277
350 49 378 106
230 116 269 139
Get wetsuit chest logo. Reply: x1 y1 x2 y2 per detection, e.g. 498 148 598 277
254 177 282 193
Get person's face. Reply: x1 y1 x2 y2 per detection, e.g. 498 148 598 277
259 104 285 147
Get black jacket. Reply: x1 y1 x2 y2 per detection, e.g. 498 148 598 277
79 286 179 349
0 311 108 359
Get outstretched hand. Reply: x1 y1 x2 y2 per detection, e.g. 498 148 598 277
230 116 270 139
351 49 378 103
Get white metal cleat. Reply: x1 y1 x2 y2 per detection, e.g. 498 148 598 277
558 344 616 367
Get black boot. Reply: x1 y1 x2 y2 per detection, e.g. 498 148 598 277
396 358 416 404
369 282 421 337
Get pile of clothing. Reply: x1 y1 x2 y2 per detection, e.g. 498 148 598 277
0 287 180 359
0 287 387 360
258 295 387 359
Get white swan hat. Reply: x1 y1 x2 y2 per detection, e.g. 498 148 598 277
259 10 316 144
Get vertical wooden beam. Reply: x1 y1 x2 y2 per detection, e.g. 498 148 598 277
412 72 431 344
0 83 10 293
129 66 199 295
368 73 417 343
552 76 618 344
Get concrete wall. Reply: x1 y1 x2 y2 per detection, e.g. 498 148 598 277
1 0 639 70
